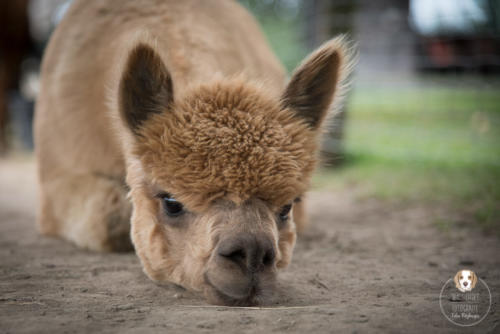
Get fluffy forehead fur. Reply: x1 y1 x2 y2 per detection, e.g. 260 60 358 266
133 79 318 210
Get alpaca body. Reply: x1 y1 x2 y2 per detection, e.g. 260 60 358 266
35 0 349 305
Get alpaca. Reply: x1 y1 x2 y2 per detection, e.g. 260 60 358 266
34 0 351 305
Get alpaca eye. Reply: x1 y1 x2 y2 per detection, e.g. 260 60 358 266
159 193 184 217
278 204 292 221
460 276 463 279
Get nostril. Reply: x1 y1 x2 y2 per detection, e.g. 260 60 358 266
262 252 274 267
224 249 246 264
262 249 275 267
218 242 248 268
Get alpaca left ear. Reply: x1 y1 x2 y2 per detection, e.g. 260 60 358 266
119 43 174 135
281 37 349 129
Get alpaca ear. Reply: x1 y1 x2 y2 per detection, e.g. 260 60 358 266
281 37 347 129
119 44 173 134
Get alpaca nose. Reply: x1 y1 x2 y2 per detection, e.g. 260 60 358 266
217 233 276 272
463 281 468 286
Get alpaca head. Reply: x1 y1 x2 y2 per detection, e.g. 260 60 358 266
118 38 351 305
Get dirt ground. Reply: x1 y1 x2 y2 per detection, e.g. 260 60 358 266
0 157 499 333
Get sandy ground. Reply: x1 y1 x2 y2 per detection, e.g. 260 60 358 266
0 157 499 333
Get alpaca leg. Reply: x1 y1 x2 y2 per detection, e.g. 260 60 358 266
37 173 133 252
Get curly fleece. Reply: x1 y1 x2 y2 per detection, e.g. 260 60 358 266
133 79 319 211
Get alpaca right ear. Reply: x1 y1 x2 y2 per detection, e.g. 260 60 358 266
119 44 174 134
281 37 348 129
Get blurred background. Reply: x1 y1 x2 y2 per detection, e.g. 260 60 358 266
1 0 499 233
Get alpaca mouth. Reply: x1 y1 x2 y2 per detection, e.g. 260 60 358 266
203 273 260 306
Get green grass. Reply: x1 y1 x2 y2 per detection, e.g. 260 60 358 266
239 1 308 73
259 16 307 72
314 84 500 234
345 86 500 169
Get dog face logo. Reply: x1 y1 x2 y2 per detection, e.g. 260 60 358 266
454 269 478 292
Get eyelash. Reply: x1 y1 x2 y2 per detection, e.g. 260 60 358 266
156 192 185 217
276 197 300 226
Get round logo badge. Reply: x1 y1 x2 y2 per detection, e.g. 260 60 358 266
439 269 492 327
